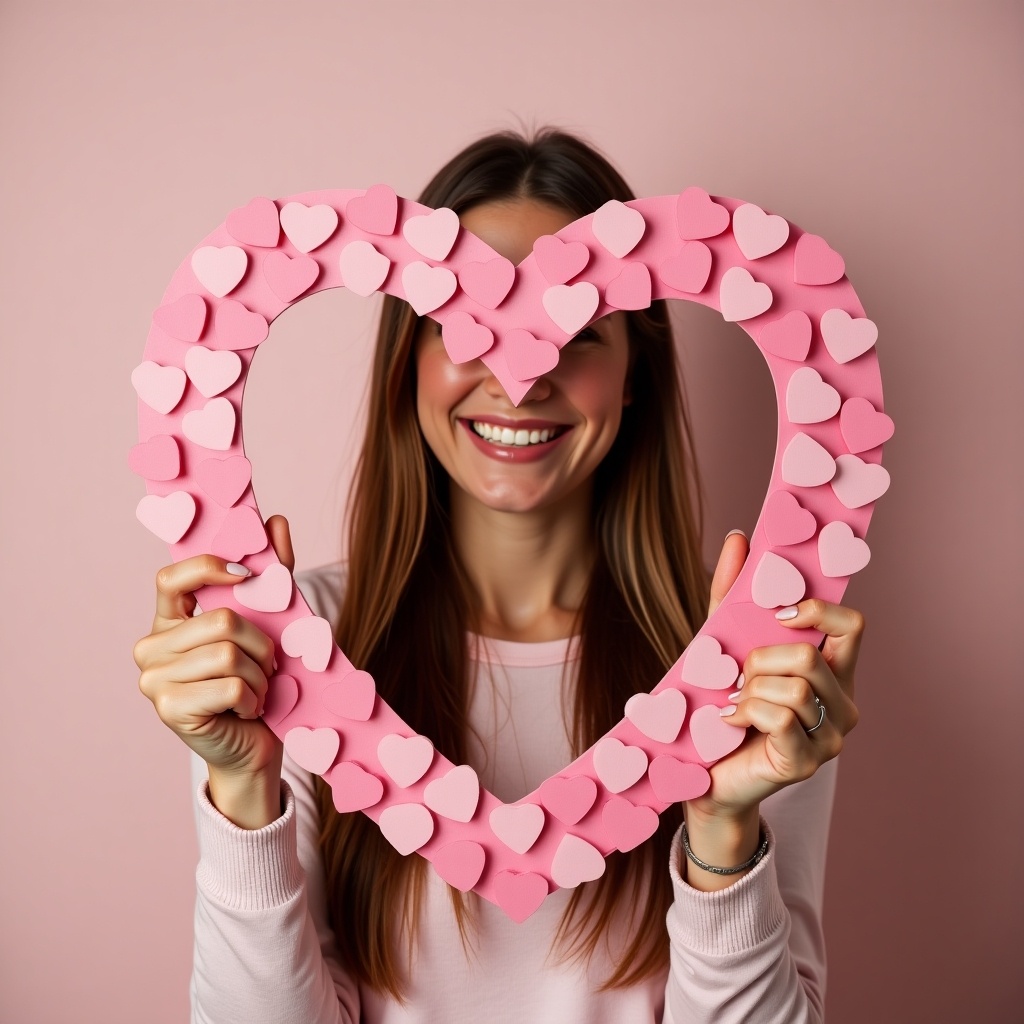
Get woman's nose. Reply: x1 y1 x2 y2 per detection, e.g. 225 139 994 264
482 367 552 403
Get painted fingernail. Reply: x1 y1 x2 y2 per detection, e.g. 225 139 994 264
226 562 251 577
775 606 799 620
728 690 743 702
725 529 746 539
719 704 738 717
736 673 745 690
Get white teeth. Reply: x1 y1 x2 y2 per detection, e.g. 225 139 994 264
529 430 540 444
471 421 561 447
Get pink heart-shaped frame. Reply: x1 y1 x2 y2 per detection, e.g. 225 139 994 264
133 186 890 920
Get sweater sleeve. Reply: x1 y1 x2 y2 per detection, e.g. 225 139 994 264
661 757 837 1024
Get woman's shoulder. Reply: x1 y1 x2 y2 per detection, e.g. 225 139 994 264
293 560 348 622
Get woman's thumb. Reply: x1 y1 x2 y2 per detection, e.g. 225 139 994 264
266 514 295 572
707 530 748 617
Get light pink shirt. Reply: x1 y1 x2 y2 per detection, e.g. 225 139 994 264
190 563 836 1023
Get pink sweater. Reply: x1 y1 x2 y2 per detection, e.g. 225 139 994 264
190 563 836 1023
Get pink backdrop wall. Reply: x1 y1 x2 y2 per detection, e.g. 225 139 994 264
2 2 1020 1020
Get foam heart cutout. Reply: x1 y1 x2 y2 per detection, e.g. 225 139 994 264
327 761 384 813
284 726 340 775
689 705 746 762
129 434 180 481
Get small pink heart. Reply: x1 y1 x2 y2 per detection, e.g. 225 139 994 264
602 796 659 853
182 397 236 451
676 187 730 240
401 261 457 315
839 397 894 454
433 841 486 892
551 834 605 889
234 563 293 613
281 615 333 671
689 704 746 762
781 433 837 487
195 455 252 508
624 689 686 744
402 207 459 261
184 347 242 398
263 251 319 302
284 725 340 775
226 196 280 247
763 490 817 547
191 245 247 297
280 201 338 253
605 262 651 310
338 240 391 297
658 241 712 294
128 434 180 481
327 761 384 812
732 203 790 260
759 310 812 362
488 803 545 855
136 491 195 544
424 765 480 822
210 505 268 561
211 299 269 351
542 281 600 335
680 636 738 691
532 234 589 284
538 775 597 826
493 871 548 923
131 361 186 415
442 311 494 364
592 199 645 258
818 521 871 577
750 551 806 609
793 233 845 285
321 670 376 721
379 803 434 855
504 328 558 382
345 184 398 236
786 367 841 424
152 293 206 342
592 737 648 795
720 267 773 322
458 256 515 309
261 673 299 728
830 454 891 509
377 734 434 788
647 756 711 803
820 308 878 364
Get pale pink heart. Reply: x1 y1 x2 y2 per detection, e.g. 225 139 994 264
321 670 377 721
263 251 319 302
182 397 236 451
457 256 515 309
402 207 459 261
605 262 651 311
378 734 435 788
211 299 269 351
602 797 659 853
732 203 790 260
433 841 486 892
184 346 242 398
840 397 894 454
128 434 180 481
719 267 773 322
818 521 871 577
489 803 545 854
401 261 457 315
786 367 841 424
592 199 645 258
131 361 186 415
647 756 712 803
537 775 597 825
283 726 340 775
676 187 730 240
658 241 712 294
280 201 339 254
338 240 391 297
624 688 687 744
689 704 746 762
261 673 299 728
680 636 738 690
281 615 333 671
763 490 817 547
592 737 648 794
493 871 548 923
136 491 196 544
191 245 247 297
345 184 398 236
504 328 559 382
210 505 268 561
750 551 806 609
781 433 837 487
820 308 878 364
830 454 891 509
441 311 494 363
759 310 812 362
234 563 294 613
793 233 845 286
532 234 589 284
379 803 434 855
542 281 600 335
327 761 384 813
226 196 279 247
195 455 251 507
551 834 605 889
152 293 207 342
423 765 480 822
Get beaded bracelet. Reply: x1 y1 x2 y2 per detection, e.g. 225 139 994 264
680 820 769 875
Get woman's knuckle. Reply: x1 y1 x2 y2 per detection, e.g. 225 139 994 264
209 607 239 635
795 643 819 672
791 679 814 706
213 640 242 671
805 599 827 619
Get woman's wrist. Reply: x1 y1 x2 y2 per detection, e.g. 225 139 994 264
207 764 283 830
680 803 762 892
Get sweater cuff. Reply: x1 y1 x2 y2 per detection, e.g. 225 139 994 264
667 815 788 956
195 777 305 911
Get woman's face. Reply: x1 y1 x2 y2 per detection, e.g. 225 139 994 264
413 198 633 516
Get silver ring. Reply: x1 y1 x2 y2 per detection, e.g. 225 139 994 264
805 696 826 734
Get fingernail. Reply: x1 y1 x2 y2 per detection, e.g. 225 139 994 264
725 529 746 539
272 656 278 672
728 690 742 702
226 562 251 577
736 673 745 690
719 704 737 717
775 606 799 620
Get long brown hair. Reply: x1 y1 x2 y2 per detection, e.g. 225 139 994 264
314 126 709 999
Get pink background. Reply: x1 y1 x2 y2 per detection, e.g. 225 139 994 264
1 2 1020 1021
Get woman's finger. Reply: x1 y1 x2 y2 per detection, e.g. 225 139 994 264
152 555 254 627
707 531 749 617
153 674 263 726
729 674 824 731
139 639 270 709
774 599 865 685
